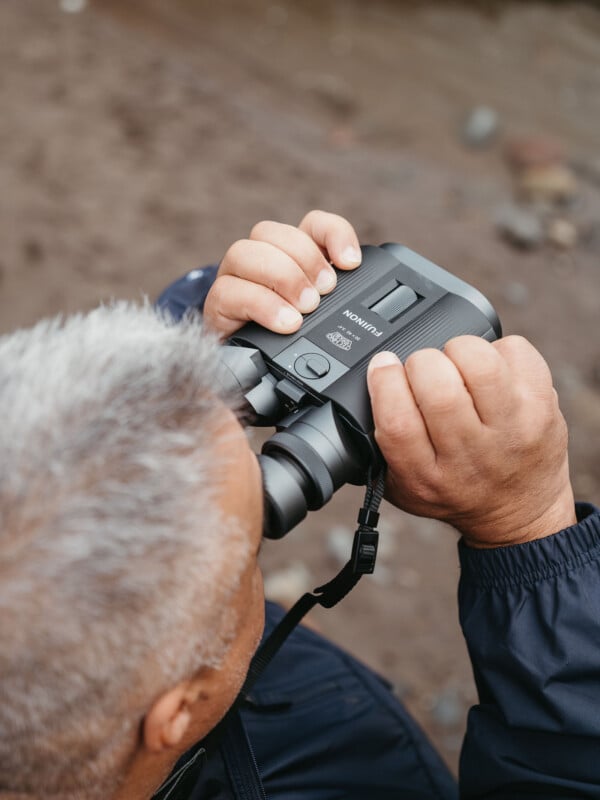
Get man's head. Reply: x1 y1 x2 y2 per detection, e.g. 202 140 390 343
0 304 265 799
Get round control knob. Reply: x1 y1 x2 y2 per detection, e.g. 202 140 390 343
294 353 331 380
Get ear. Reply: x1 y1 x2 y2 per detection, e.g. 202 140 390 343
143 678 205 753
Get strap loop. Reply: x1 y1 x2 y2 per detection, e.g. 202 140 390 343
240 466 387 698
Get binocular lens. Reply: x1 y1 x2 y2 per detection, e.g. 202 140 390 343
258 402 366 538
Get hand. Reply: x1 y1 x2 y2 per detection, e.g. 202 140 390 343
203 210 362 338
367 335 577 548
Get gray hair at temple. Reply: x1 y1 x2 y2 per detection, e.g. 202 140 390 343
0 303 251 799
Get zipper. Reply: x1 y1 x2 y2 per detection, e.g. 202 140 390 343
221 710 268 800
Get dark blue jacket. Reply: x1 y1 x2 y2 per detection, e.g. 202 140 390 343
156 270 600 799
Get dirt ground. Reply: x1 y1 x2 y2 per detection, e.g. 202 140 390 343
2 0 599 775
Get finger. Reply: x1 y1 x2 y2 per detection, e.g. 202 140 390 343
249 221 336 296
493 336 558 435
367 351 436 470
203 275 302 338
404 348 481 457
443 336 513 426
219 239 320 315
298 210 362 276
493 335 554 396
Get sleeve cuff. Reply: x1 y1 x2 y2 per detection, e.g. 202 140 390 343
458 502 600 591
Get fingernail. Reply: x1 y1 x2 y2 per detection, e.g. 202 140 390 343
276 306 302 330
369 352 400 371
341 246 362 267
298 286 320 313
316 269 336 294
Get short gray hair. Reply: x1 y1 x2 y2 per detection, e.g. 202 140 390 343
0 303 251 798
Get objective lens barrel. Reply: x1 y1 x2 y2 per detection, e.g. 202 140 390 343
259 402 367 538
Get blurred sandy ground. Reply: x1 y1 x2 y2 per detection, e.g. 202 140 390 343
1 0 599 771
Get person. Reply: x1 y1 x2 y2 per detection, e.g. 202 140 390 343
0 210 597 800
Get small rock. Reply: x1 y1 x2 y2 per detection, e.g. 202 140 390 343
573 155 600 187
580 221 600 253
505 135 565 171
571 386 600 432
430 689 463 728
574 473 597 497
263 562 313 607
326 525 352 566
372 564 393 587
547 218 578 249
554 365 584 396
412 517 444 542
517 164 578 205
396 567 421 589
22 237 44 265
60 0 87 11
591 360 600 391
462 106 499 148
327 125 357 149
494 203 545 249
502 281 530 307
300 72 356 118
442 734 464 753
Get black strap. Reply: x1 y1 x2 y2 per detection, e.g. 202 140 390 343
240 467 386 699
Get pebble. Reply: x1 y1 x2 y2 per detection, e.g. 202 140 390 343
300 72 356 117
573 155 600 187
494 203 545 249
591 360 600 391
372 564 393 587
517 164 578 205
574 473 598 497
328 125 357 149
442 734 464 754
502 281 530 307
581 222 600 253
571 386 600 431
554 365 584 396
263 562 313 607
396 566 421 589
505 135 565 170
462 106 499 148
547 218 578 249
430 689 463 728
326 525 352 566
60 0 87 11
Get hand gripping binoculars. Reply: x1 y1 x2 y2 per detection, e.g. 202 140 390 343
219 243 501 539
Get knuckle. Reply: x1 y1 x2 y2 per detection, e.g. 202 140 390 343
222 238 251 268
273 264 305 298
468 357 501 387
446 337 498 378
445 333 486 353
501 334 529 351
206 276 230 311
427 389 462 416
249 220 275 241
300 209 324 225
497 334 536 363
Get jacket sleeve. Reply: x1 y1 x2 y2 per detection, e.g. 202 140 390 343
154 266 219 321
458 502 600 799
